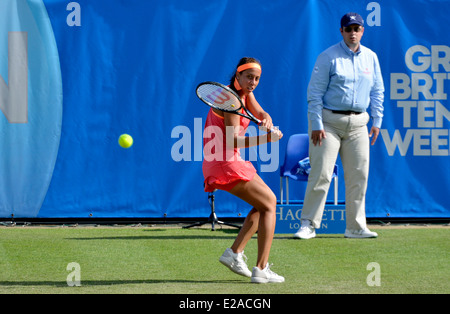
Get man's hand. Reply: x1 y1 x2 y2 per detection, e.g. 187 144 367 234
311 129 326 146
369 126 380 145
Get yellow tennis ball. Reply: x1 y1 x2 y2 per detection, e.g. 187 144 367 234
118 134 133 148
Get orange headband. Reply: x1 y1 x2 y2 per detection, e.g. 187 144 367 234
237 63 261 72
234 63 262 90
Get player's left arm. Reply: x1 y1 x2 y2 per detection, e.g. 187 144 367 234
224 111 277 149
246 92 273 131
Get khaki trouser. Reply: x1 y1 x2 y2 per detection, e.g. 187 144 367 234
301 109 371 230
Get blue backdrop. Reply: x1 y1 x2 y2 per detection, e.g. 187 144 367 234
0 0 449 219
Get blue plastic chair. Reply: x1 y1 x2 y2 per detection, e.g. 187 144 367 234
279 134 338 204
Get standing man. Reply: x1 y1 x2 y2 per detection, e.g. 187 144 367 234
294 12 384 239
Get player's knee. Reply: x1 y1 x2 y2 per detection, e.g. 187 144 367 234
258 191 277 213
268 191 277 208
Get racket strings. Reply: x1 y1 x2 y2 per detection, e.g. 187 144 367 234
197 84 240 111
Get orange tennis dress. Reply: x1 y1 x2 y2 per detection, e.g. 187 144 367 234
202 99 257 192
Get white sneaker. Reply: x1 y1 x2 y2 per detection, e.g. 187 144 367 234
219 248 252 277
251 263 285 284
293 220 316 239
344 228 378 238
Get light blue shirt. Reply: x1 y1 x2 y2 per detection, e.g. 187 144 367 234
307 40 384 130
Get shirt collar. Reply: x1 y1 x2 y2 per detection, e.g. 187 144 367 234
340 40 361 56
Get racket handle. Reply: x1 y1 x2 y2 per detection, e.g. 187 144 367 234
257 120 279 133
269 127 280 133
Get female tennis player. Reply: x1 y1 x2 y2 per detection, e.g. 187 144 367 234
202 57 284 283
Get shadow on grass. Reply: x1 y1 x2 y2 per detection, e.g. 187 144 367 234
65 229 344 241
66 228 241 241
0 279 246 287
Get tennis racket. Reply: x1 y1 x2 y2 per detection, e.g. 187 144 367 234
196 81 279 133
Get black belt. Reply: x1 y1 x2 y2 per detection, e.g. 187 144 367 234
331 110 363 115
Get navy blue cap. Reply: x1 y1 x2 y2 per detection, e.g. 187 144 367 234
340 12 364 28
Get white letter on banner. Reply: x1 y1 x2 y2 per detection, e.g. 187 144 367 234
413 129 431 156
0 32 28 123
431 45 450 72
366 2 381 26
417 101 435 128
405 45 430 72
433 73 448 100
411 73 434 100
380 129 414 156
397 101 416 128
390 73 411 100
67 2 81 27
171 125 191 161
193 118 203 161
431 129 449 156
259 134 280 173
435 100 450 128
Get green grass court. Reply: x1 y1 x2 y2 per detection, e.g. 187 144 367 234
0 224 448 294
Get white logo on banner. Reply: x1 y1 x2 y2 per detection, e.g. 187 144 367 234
383 45 450 156
66 2 81 27
0 32 28 123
